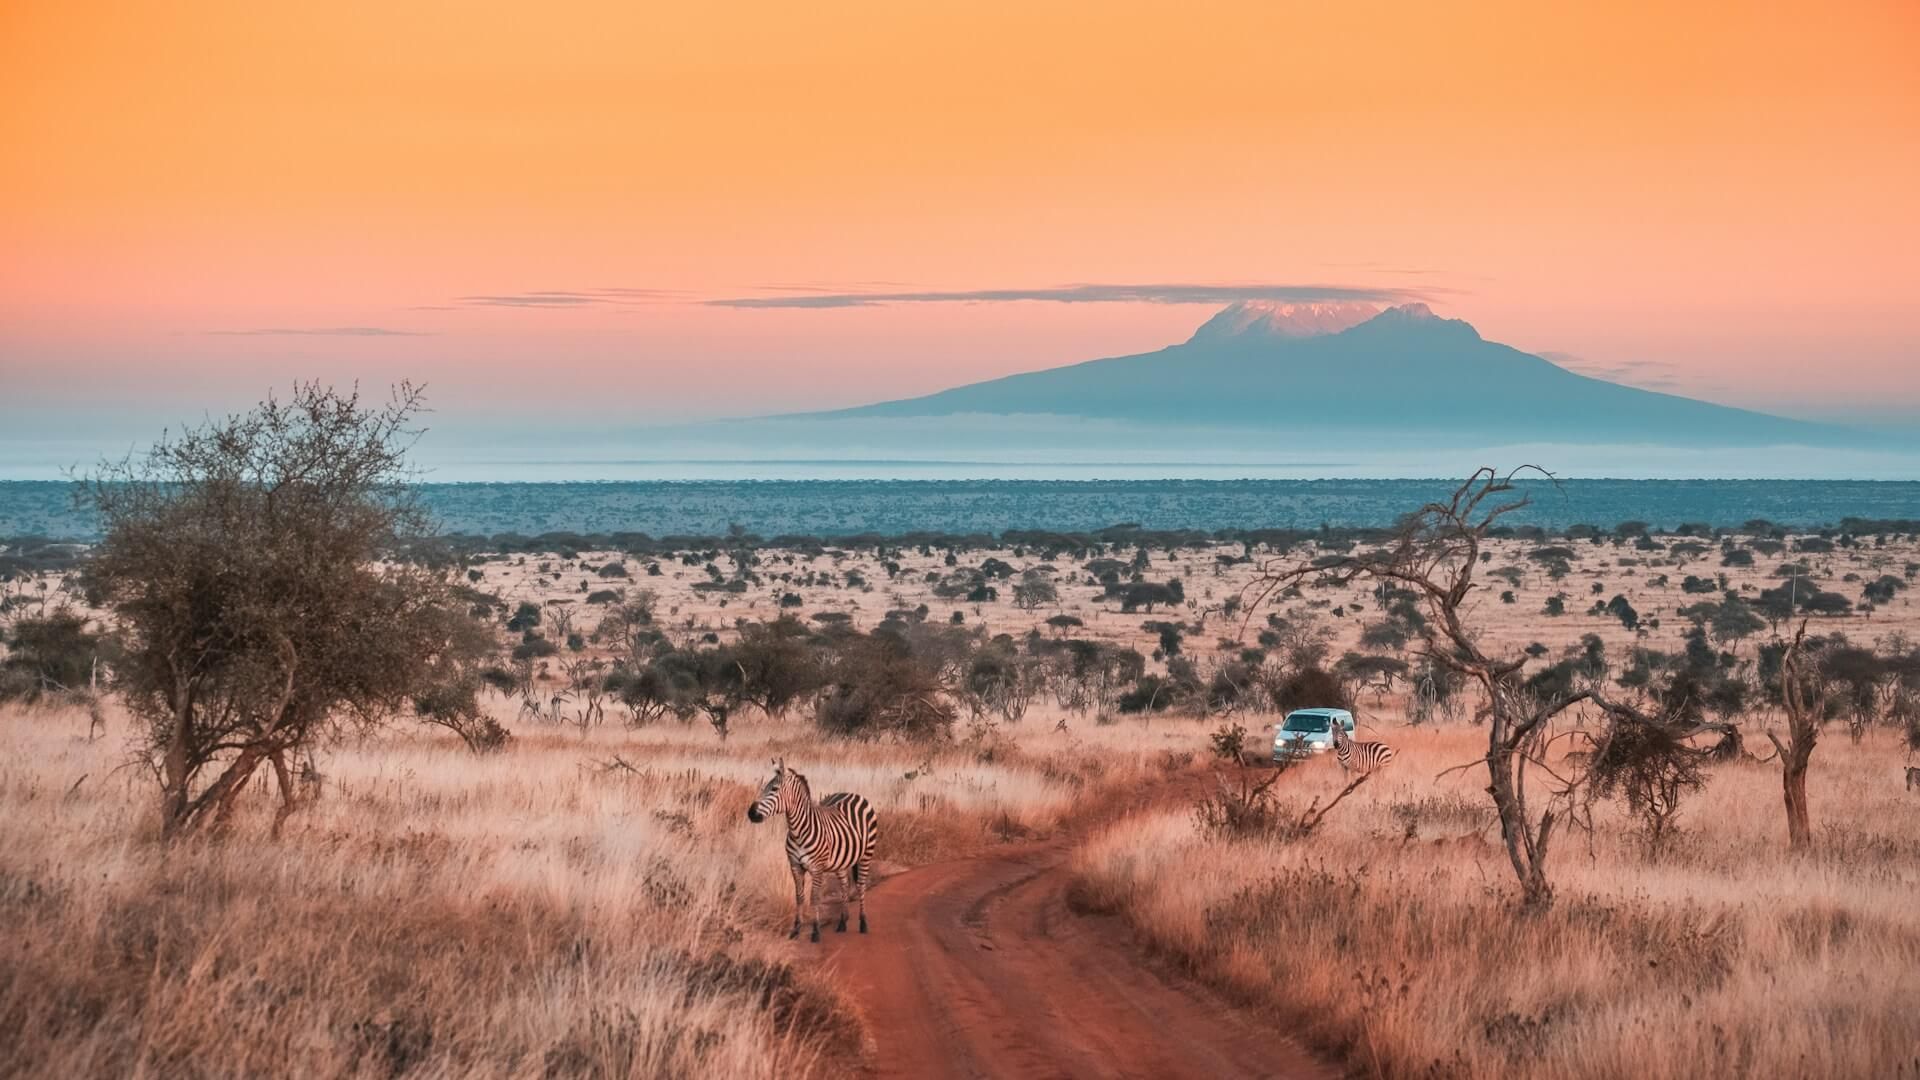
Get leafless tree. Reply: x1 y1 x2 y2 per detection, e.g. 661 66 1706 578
562 657 606 733
545 600 577 644
1244 467 1591 908
1766 623 1824 850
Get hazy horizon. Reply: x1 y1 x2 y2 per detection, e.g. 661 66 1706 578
6 299 1920 482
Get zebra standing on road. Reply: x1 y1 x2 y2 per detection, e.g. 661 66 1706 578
1331 719 1396 773
746 758 878 942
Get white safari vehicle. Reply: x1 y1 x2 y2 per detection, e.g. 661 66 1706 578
1271 708 1356 761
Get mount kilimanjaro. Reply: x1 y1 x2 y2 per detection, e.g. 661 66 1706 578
803 302 1848 446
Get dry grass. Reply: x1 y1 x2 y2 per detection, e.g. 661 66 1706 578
0 696 1193 1078
1073 722 1920 1078
6 532 1917 1077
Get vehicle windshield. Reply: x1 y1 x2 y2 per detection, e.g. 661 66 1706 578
1283 714 1331 733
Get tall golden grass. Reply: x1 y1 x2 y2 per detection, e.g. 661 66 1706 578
1073 722 1920 1078
0 697 1202 1077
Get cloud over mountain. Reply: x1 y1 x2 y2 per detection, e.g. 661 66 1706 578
205 327 430 337
705 282 1434 309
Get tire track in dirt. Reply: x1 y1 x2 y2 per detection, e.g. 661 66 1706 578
800 777 1333 1079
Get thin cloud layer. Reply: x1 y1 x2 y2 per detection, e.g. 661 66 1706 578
704 282 1435 309
205 326 429 337
1540 351 1688 392
456 288 683 308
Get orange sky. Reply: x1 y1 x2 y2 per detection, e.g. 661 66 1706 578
2 1 1917 432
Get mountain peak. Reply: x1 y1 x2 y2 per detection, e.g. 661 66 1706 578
1186 300 1379 344
1360 301 1482 341
1381 301 1437 320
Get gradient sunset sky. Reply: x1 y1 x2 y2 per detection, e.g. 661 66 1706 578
3 1 1917 448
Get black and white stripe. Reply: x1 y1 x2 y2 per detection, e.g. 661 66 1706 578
747 757 879 942
1331 721 1396 773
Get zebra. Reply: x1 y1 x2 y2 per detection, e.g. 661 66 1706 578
1330 720 1396 773
746 758 878 942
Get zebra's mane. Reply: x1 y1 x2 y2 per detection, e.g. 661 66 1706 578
785 769 812 799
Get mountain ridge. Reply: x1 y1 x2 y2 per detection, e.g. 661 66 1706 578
797 304 1856 447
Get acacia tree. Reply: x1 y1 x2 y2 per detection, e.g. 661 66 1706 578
85 383 477 836
1012 569 1058 611
1246 468 1593 908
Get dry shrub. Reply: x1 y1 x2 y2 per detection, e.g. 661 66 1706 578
814 638 954 742
1264 665 1352 716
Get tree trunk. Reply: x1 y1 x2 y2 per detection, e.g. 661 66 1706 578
160 674 195 838
1781 755 1811 850
268 748 299 837
1486 745 1554 909
1772 624 1819 852
207 747 268 829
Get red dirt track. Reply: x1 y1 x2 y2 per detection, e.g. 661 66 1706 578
807 782 1332 1079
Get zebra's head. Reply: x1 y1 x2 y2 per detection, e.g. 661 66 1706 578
747 758 798 823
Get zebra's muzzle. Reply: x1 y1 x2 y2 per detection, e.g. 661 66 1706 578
747 806 765 823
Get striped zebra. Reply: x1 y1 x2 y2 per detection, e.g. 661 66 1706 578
746 758 878 942
1330 720 1396 773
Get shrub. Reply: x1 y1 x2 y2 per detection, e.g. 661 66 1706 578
413 678 512 753
1605 594 1640 631
1142 620 1183 657
1590 719 1708 849
1862 575 1904 605
512 635 558 660
1801 591 1853 616
814 636 954 741
1117 675 1179 713
506 601 543 633
1359 620 1408 650
1111 580 1183 613
1265 665 1352 716
0 610 100 702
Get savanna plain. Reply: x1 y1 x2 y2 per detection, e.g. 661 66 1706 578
4 524 1919 1078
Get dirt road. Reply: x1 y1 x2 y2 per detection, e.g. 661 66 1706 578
806 790 1332 1079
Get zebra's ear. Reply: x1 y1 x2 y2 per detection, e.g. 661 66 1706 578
772 756 785 772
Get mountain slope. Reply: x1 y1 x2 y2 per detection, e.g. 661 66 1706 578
810 303 1849 446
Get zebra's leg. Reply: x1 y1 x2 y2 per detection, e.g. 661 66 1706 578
855 857 870 933
835 870 850 932
806 872 821 943
789 864 805 939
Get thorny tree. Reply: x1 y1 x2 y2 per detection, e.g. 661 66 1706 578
1244 467 1593 908
84 383 478 836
